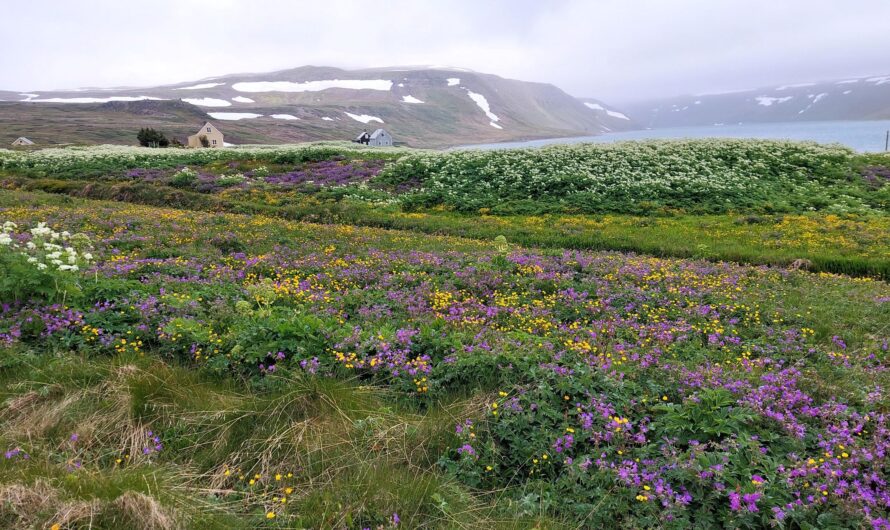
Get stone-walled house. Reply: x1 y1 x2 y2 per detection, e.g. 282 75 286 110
187 122 224 148
11 137 34 146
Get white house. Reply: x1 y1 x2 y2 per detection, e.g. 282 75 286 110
11 137 34 146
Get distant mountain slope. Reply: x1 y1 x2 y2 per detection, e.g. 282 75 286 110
621 74 890 128
0 66 635 148
577 98 637 131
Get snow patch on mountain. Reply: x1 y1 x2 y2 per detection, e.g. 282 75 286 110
446 78 460 86
402 95 424 104
182 98 231 107
271 114 300 120
584 102 629 120
344 112 384 124
175 83 225 90
755 96 793 107
867 76 890 86
465 90 501 128
208 112 262 120
232 96 255 103
232 79 393 93
798 93 828 114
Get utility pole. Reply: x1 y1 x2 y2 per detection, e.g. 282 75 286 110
885 130 889 151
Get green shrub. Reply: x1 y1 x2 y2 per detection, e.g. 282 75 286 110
169 167 198 189
0 220 93 303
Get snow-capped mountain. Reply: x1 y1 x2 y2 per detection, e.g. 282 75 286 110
621 74 890 128
0 66 635 148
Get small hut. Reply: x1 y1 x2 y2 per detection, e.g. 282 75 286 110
354 130 371 145
11 137 34 146
367 128 392 147
187 122 224 148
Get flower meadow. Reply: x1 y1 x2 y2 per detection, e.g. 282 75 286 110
3 140 889 282
1 190 889 528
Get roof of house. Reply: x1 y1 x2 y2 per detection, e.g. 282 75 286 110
355 131 370 141
193 122 220 135
369 128 387 139
12 137 34 145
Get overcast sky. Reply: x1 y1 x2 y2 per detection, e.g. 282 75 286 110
3 0 889 103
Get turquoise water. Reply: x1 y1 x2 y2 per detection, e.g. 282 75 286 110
458 120 890 152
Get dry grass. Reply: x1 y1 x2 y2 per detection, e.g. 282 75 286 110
111 491 179 530
0 480 102 529
0 353 562 528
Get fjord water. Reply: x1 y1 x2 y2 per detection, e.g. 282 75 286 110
459 120 890 152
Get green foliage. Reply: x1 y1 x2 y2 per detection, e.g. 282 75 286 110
0 221 93 303
169 167 198 189
377 139 886 215
651 388 755 444
136 127 169 148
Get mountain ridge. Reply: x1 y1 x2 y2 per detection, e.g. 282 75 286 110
0 66 636 148
619 74 890 128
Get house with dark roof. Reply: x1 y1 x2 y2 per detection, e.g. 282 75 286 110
355 130 371 144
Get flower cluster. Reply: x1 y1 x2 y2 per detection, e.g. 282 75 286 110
1 221 93 272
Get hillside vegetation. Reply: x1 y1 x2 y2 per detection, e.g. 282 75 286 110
2 140 888 278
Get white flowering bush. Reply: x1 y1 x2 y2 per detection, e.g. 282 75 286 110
376 139 872 214
0 221 93 302
252 165 271 178
218 173 247 187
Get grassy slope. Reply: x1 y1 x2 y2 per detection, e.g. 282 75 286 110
0 100 591 150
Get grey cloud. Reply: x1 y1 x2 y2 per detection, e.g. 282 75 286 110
2 0 889 103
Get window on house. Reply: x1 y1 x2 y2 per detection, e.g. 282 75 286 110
212 139 217 145
207 127 211 132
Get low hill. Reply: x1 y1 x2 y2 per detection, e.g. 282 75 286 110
0 66 636 148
